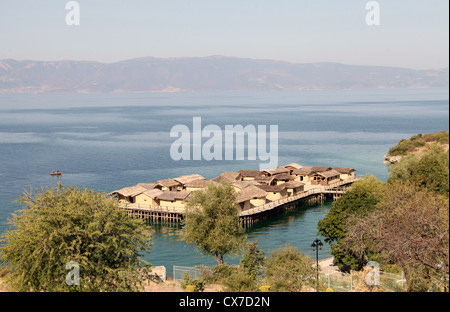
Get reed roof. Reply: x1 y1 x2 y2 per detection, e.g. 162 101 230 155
108 185 147 197
292 167 313 175
256 184 286 193
156 179 181 188
311 166 332 173
238 170 262 177
236 185 267 203
174 174 206 185
332 167 356 174
211 172 242 183
283 181 305 189
156 190 191 201
284 163 302 170
315 169 341 178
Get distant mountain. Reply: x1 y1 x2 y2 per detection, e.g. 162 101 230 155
0 56 448 93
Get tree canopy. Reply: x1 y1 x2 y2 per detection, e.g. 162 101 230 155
183 182 246 265
319 132 449 291
317 175 384 271
0 183 152 292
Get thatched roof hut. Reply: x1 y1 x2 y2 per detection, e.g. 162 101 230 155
108 185 147 197
332 167 356 174
235 185 268 203
238 170 261 178
174 174 205 185
211 172 242 183
261 167 290 176
156 179 182 189
156 190 191 202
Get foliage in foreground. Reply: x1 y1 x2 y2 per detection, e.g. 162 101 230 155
343 182 449 292
319 133 449 291
317 175 384 271
201 244 316 292
0 183 152 292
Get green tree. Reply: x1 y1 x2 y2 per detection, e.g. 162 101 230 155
0 183 152 292
240 241 265 279
388 145 449 197
317 175 384 271
183 182 246 265
263 245 315 292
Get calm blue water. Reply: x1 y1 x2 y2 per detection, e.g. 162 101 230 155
0 89 448 273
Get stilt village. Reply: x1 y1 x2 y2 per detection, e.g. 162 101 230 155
108 164 358 226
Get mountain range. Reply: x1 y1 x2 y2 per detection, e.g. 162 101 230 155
0 56 448 94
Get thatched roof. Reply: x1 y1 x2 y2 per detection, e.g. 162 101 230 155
256 184 286 193
108 185 147 197
211 172 242 183
262 167 290 176
332 167 356 174
236 185 267 203
315 169 341 178
142 189 163 198
311 166 332 173
174 174 205 185
292 166 313 175
156 179 181 188
283 181 305 189
137 183 158 190
254 175 278 184
184 179 212 189
284 163 302 170
273 174 295 181
238 170 261 177
231 180 260 190
156 190 191 202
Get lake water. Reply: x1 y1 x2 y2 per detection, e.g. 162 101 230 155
0 89 448 273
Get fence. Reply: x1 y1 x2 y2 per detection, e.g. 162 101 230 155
321 270 405 292
173 265 210 282
321 271 353 292
377 271 406 292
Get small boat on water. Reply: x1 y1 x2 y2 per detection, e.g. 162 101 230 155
50 171 62 176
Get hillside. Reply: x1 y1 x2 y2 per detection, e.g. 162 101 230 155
0 56 448 94
384 131 449 163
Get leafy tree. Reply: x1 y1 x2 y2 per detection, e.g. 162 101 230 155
0 183 152 292
343 181 449 291
388 145 449 197
183 182 246 265
317 175 384 271
263 245 315 292
240 241 265 279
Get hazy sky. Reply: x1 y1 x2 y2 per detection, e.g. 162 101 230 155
0 0 448 69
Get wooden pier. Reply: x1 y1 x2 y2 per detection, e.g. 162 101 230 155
120 178 358 227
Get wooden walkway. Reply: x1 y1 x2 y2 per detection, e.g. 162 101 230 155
120 178 358 226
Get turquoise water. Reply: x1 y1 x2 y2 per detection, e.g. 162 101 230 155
0 89 448 272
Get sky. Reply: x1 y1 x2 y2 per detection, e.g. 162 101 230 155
0 0 448 69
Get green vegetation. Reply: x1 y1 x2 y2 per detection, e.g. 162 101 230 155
180 272 205 292
0 183 152 292
317 175 384 271
319 131 449 291
388 145 449 197
183 182 246 265
263 245 316 292
387 131 449 156
201 244 316 292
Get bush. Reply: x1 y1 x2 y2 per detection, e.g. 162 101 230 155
0 183 152 292
263 245 316 292
180 272 205 292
